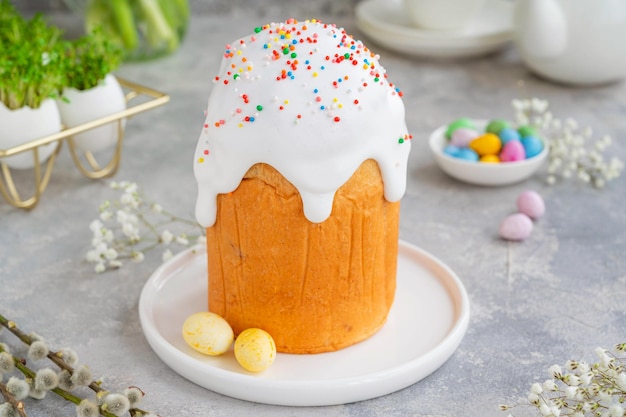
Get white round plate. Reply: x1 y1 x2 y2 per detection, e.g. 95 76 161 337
429 119 549 186
355 0 513 58
139 241 470 406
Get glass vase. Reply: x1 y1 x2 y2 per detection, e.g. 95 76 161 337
69 0 190 61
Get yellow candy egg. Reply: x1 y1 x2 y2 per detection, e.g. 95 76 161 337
234 328 276 372
182 312 234 356
469 133 502 156
480 154 500 163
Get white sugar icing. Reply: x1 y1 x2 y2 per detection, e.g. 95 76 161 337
194 19 411 227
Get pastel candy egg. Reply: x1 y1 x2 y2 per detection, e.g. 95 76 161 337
499 213 533 241
516 190 545 219
518 125 538 138
456 147 479 162
445 118 475 139
234 328 276 372
469 133 501 156
182 312 234 355
500 140 526 162
480 154 500 163
521 135 544 158
450 127 480 147
498 127 521 145
486 119 510 135
443 144 461 157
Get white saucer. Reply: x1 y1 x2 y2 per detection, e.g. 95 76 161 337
139 241 470 406
355 0 513 58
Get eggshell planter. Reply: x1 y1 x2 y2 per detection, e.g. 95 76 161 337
56 74 126 152
0 99 62 170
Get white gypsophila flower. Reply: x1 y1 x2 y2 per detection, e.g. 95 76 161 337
122 222 140 241
131 251 145 263
616 372 626 391
531 382 543 394
539 403 552 416
120 192 138 209
100 210 113 221
176 234 189 246
610 405 625 417
564 386 580 400
566 374 582 386
151 203 163 214
94 263 106 273
104 248 118 261
108 260 122 269
598 389 612 403
596 347 613 367
528 392 540 405
549 365 563 379
85 250 100 263
161 230 173 244
89 219 103 233
162 249 173 261
543 379 558 391
579 371 593 385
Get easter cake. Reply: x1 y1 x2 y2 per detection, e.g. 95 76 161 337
194 19 411 354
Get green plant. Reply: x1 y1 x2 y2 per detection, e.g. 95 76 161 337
63 28 123 91
0 0 65 110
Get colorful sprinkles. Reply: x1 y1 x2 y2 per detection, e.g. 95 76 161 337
197 19 410 164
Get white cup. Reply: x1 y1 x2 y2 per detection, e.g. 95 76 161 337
404 0 487 30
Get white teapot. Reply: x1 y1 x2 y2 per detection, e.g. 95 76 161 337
513 0 626 85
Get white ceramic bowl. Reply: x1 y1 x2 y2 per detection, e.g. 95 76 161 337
428 120 548 186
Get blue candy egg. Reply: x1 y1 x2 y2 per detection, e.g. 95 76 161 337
521 135 544 158
498 127 521 145
443 144 461 157
456 148 479 162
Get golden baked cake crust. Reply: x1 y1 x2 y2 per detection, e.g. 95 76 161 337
206 159 399 354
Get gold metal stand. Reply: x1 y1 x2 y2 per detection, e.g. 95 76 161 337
0 78 169 209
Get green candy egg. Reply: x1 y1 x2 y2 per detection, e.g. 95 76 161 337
485 119 510 135
518 125 538 138
445 118 475 139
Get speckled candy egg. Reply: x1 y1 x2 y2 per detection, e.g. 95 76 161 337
182 312 234 355
234 328 276 372
516 190 545 219
499 213 533 241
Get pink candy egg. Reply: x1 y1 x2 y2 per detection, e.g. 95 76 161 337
450 127 480 148
516 190 545 219
500 140 526 162
499 213 533 241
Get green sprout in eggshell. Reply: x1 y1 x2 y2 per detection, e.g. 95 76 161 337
0 0 123 110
